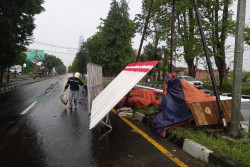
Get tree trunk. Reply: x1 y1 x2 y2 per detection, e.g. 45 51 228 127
162 59 168 81
153 68 157 80
214 46 228 87
157 64 161 81
0 69 4 83
162 70 166 81
178 7 197 78
7 67 10 83
153 28 160 80
214 0 229 87
187 7 196 78
136 0 155 62
187 60 196 78
154 39 161 81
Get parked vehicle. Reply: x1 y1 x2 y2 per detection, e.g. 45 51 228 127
177 76 203 89
9 65 22 73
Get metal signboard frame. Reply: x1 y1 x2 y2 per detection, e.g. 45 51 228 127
87 63 103 114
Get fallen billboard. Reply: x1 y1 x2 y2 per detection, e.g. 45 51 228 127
89 61 158 129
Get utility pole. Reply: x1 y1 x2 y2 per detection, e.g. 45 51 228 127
228 0 246 138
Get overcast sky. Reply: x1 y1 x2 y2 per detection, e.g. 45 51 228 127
29 0 143 67
29 0 250 71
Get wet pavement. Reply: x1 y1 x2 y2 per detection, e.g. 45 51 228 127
0 76 203 167
0 77 59 137
241 102 250 129
91 113 202 167
241 102 250 121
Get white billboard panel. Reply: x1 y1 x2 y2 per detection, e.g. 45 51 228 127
89 61 158 129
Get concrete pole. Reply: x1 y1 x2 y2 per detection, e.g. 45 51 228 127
228 0 246 138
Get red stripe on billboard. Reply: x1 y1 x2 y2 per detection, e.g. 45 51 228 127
126 61 158 67
123 68 151 72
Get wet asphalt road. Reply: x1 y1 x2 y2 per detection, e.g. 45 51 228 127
0 76 205 167
241 102 250 123
0 77 60 137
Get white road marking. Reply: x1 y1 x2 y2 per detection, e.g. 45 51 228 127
219 96 250 102
20 101 37 115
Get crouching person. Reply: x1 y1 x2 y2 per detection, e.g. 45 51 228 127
64 72 84 109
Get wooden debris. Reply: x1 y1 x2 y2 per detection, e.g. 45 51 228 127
190 100 244 126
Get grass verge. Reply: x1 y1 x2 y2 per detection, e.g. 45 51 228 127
201 79 250 95
80 78 87 84
169 127 250 166
133 105 159 115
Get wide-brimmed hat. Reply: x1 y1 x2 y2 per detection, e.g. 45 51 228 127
74 72 80 78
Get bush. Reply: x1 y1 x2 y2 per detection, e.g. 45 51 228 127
228 72 233 79
203 83 213 91
220 83 232 93
242 87 250 95
242 72 250 82
149 79 164 85
219 82 250 95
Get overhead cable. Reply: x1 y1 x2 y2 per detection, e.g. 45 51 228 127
33 41 79 51
28 48 76 55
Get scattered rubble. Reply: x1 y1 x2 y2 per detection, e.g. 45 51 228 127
117 107 134 118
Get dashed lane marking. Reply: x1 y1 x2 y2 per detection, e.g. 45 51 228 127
20 101 37 115
112 109 188 167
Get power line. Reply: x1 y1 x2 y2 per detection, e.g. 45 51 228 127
44 50 76 55
28 48 76 56
33 41 79 51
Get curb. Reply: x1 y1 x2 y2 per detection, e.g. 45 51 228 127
183 139 212 162
0 78 51 94
135 111 242 167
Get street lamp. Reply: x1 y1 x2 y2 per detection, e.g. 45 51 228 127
23 63 26 74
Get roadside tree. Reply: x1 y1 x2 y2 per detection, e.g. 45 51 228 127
140 43 167 80
245 27 250 45
68 65 73 73
55 65 66 74
0 0 44 83
86 0 136 75
135 0 204 78
200 0 235 87
71 41 87 74
135 0 172 80
42 54 66 74
175 0 204 78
